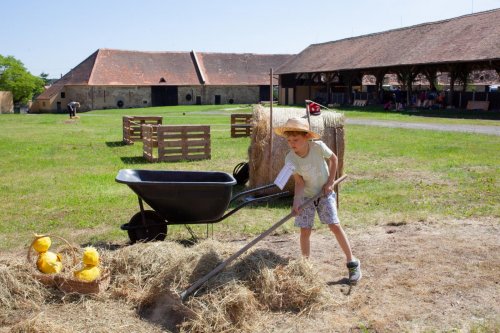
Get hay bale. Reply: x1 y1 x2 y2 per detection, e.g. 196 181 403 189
248 105 345 193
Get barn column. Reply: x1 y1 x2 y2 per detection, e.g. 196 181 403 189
397 66 419 106
374 69 386 104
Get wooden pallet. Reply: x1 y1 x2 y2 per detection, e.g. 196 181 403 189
143 125 211 162
123 116 163 144
466 101 489 111
231 114 253 138
353 99 368 107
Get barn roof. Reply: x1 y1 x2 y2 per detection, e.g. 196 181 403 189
197 52 290 85
276 9 500 75
37 49 292 99
89 49 200 86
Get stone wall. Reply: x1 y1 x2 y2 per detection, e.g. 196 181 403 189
79 86 152 110
33 84 263 112
0 91 14 113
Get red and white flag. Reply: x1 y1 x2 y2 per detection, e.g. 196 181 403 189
308 101 321 115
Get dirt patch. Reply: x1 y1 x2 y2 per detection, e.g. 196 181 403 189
243 219 500 332
1 219 498 332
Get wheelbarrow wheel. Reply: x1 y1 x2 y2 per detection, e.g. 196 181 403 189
127 210 167 243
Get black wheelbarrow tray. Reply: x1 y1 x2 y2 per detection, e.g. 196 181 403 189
116 169 289 243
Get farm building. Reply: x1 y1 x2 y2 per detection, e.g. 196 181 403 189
276 9 500 109
32 49 292 112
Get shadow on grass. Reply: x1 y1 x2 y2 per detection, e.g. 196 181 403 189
336 105 500 120
106 141 127 147
120 156 148 164
402 108 500 120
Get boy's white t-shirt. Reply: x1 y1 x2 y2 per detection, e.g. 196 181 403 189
285 140 333 197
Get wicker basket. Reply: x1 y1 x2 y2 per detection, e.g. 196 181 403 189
28 234 110 294
55 270 111 294
32 272 59 287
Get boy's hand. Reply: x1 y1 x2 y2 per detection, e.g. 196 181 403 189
322 179 334 195
292 198 302 215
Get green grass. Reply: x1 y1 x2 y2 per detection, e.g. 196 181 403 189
0 105 498 250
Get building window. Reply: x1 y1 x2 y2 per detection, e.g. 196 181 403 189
185 94 192 101
61 92 65 98
43 102 46 107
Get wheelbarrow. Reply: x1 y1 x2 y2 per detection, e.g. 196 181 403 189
116 169 290 243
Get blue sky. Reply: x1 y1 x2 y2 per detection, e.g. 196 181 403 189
1 0 499 78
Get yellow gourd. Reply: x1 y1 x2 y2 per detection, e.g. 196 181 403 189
74 247 101 282
32 235 63 274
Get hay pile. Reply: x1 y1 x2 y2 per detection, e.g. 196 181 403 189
248 105 345 193
1 240 333 332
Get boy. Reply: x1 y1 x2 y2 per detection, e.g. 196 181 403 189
275 117 361 284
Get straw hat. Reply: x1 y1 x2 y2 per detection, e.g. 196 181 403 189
274 117 321 139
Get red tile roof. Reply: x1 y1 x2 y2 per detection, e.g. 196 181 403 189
276 9 500 75
90 49 200 85
196 52 291 85
37 49 293 99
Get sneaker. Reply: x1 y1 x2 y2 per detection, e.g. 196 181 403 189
347 259 362 284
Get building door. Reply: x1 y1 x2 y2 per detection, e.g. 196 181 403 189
259 85 270 102
214 95 221 105
196 96 202 105
57 102 62 113
152 86 178 106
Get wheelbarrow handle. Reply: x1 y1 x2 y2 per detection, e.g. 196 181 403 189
180 174 348 301
216 191 291 222
229 183 277 204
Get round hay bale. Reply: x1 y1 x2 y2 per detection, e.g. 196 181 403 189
248 105 345 193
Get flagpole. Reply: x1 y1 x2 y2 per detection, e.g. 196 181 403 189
269 68 274 184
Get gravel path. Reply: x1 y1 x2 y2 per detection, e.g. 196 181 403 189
346 118 500 136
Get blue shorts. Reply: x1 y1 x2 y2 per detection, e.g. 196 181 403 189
294 193 340 228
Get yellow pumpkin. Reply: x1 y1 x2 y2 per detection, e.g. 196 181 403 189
82 247 100 266
74 265 101 282
33 236 51 253
36 251 63 274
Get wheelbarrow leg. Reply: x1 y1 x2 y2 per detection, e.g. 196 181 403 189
183 224 198 242
138 197 146 226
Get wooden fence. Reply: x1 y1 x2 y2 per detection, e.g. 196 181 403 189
143 125 211 162
123 116 163 144
230 114 253 138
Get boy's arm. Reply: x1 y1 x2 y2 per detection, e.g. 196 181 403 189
322 153 338 195
292 173 305 215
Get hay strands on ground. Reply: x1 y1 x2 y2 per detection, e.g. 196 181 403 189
180 174 348 302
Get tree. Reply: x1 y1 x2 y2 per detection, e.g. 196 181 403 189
40 72 51 85
0 55 45 104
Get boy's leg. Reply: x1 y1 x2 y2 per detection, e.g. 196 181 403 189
294 198 315 258
300 228 312 258
318 193 362 283
328 224 353 262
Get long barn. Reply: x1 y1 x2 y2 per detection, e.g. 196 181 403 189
276 9 500 109
32 49 292 112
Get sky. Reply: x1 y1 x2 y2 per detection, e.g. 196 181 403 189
1 0 499 78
